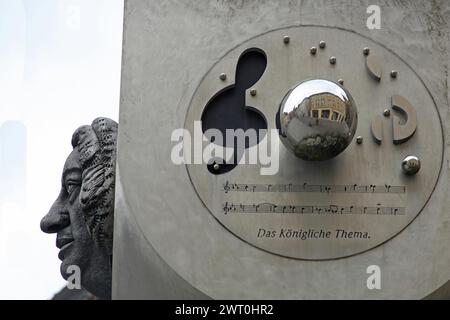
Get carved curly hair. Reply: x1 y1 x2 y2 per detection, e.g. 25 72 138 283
71 117 118 255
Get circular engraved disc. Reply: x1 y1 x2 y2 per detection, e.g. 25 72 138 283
185 26 443 260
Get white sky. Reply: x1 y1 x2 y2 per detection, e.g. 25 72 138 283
0 0 124 299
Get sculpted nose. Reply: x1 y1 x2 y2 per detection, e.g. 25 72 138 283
40 201 70 234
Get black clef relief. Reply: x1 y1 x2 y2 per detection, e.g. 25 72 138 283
201 49 268 174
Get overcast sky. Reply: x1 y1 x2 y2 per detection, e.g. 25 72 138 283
0 0 123 299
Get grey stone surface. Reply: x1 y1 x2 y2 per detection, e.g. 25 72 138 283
114 0 450 299
41 118 118 300
52 287 97 300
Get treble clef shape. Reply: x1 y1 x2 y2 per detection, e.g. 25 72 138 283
201 49 268 175
224 181 231 193
223 202 230 214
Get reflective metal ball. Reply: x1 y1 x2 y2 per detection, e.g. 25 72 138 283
402 156 420 175
279 79 358 161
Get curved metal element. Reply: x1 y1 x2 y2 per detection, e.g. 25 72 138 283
366 54 382 81
371 115 383 144
392 95 417 144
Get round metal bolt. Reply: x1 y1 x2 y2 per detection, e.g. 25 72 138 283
402 155 420 175
310 46 317 55
283 35 290 44
383 109 391 117
250 89 257 96
213 163 220 171
338 79 344 85
329 56 337 65
390 70 398 78
363 47 370 55
319 41 326 49
219 73 227 81
356 136 363 144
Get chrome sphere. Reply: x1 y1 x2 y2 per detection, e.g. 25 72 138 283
279 79 358 161
401 156 420 175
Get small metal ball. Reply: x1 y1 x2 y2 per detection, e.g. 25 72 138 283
329 56 337 65
219 73 227 81
283 36 290 44
391 70 398 78
213 163 220 171
310 47 317 55
402 156 420 175
250 88 257 96
383 109 391 117
363 47 370 55
279 79 358 161
356 136 363 144
319 41 326 49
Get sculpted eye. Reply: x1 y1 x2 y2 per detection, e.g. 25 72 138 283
66 181 81 195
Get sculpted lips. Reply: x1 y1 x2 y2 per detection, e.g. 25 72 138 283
56 236 74 249
56 235 74 260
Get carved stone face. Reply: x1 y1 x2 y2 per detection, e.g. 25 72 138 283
40 118 117 299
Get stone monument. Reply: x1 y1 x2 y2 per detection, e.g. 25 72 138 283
113 0 450 299
41 118 118 300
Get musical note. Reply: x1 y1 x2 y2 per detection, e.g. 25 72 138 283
223 182 406 194
222 202 406 216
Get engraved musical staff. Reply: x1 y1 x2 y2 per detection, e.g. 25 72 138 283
223 181 406 194
223 202 406 216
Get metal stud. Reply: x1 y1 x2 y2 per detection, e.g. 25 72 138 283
310 47 317 55
219 73 227 81
391 70 398 78
319 41 326 49
283 36 290 44
213 163 220 171
356 136 363 144
329 56 336 65
402 156 420 175
250 89 257 96
383 109 391 117
363 47 370 55
338 79 344 85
